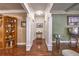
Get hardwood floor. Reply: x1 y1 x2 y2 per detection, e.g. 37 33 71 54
0 42 79 56
0 46 26 56
30 39 49 56
52 43 79 56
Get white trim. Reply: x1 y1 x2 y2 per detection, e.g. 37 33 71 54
23 3 33 13
21 3 28 13
17 43 26 45
51 10 79 14
47 45 52 51
48 46 52 51
0 10 25 13
45 3 53 12
52 40 70 43
26 45 32 51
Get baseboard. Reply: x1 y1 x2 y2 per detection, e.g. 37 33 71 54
26 45 32 51
17 41 70 45
52 41 70 43
47 45 52 51
17 43 26 45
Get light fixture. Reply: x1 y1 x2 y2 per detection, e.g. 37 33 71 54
35 10 43 15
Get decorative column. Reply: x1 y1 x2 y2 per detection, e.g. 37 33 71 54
46 13 53 51
26 14 34 51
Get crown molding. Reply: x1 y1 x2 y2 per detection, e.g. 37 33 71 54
51 10 79 14
0 10 25 13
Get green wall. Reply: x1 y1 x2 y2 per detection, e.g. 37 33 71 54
53 14 69 41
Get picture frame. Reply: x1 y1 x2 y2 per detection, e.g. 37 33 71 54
36 23 43 28
67 16 79 25
21 21 26 27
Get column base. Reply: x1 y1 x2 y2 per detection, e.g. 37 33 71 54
47 45 52 51
26 45 32 51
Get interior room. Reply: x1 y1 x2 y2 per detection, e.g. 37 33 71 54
0 3 79 56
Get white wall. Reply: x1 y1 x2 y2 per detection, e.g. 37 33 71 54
34 14 53 51
35 16 45 38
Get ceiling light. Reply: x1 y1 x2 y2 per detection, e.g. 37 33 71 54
35 10 43 15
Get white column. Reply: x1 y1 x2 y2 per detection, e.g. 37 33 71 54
44 14 48 46
26 14 32 51
47 13 53 51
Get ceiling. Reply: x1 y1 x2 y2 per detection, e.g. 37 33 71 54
23 3 79 14
0 3 79 14
51 3 73 11
0 3 24 10
28 3 49 12
69 4 79 11
50 3 79 13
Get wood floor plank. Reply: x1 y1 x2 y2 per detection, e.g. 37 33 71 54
0 43 79 56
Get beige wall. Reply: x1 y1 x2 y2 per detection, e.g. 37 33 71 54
2 13 26 45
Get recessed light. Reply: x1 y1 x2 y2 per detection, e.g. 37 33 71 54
35 10 43 15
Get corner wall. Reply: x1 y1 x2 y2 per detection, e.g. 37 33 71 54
53 14 69 41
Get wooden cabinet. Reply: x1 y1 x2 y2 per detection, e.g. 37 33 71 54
0 16 17 49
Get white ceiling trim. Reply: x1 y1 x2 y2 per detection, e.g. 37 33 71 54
21 3 28 13
51 10 79 14
45 3 53 13
65 3 78 12
23 3 34 14
0 10 25 13
22 3 35 20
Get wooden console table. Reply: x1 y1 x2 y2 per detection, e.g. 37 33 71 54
36 32 42 39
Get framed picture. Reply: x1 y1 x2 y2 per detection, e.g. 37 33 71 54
36 23 43 28
67 16 79 25
21 21 26 27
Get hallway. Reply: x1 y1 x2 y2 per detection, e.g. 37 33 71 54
30 38 49 55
